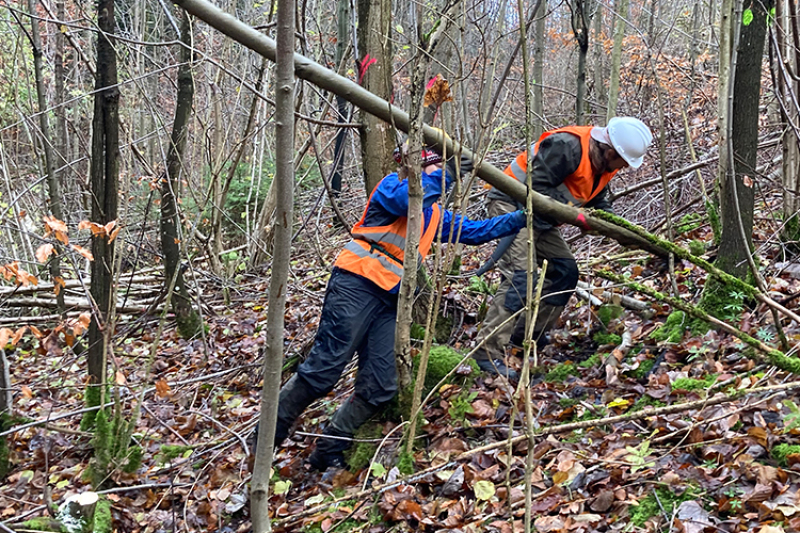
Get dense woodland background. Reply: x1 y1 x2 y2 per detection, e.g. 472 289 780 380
0 0 800 530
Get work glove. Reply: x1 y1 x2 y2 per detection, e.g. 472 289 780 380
575 211 592 232
445 154 474 179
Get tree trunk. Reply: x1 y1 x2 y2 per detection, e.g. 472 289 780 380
716 0 773 278
606 0 628 121
716 0 734 227
86 0 120 416
571 0 594 125
591 3 605 115
330 0 350 198
250 0 294 528
533 0 546 137
357 0 395 195
777 0 800 244
0 346 11 477
28 0 66 316
161 10 202 339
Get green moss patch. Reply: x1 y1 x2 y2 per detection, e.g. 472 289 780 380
345 423 383 472
629 359 655 380
578 353 602 369
397 451 414 475
631 395 666 412
651 311 687 343
771 444 800 467
593 332 622 346
597 304 624 327
20 518 67 532
545 362 580 383
631 487 696 527
672 374 717 393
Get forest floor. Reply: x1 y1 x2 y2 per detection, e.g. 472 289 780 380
2 187 800 533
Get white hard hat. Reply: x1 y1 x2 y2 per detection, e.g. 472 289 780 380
592 117 653 169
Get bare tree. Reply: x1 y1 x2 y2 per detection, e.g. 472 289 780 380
27 0 66 316
160 9 202 338
773 0 800 247
606 0 628 120
86 0 121 416
358 0 396 194
716 0 775 279
250 0 295 528
569 0 596 125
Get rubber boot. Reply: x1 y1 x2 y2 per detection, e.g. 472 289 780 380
248 374 320 457
307 394 381 471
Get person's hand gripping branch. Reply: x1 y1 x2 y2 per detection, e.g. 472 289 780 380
575 210 599 236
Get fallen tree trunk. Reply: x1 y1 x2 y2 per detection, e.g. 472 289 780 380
172 0 668 257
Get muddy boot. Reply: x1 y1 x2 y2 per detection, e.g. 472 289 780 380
307 394 381 471
472 348 519 382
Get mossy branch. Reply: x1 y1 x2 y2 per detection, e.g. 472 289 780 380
594 268 800 374
590 210 800 328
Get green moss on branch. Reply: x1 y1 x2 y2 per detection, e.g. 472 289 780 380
595 269 800 375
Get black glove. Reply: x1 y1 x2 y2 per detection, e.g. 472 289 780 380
445 154 474 178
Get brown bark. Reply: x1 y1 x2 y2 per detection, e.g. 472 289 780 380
87 0 121 408
161 10 202 339
716 0 773 278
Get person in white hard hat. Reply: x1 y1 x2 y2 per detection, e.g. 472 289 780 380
473 117 653 381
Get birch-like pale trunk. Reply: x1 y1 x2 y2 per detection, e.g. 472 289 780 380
27 0 66 316
533 0 546 137
250 0 295 529
606 0 628 121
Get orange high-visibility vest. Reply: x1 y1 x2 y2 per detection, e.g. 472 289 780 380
502 126 618 206
334 188 442 291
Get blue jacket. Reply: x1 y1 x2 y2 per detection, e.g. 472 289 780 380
361 168 525 292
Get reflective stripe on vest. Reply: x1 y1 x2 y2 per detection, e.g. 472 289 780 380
342 240 405 278
334 185 443 291
501 126 618 206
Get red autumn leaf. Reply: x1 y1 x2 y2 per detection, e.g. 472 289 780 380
28 326 43 339
35 244 55 263
424 74 454 108
12 327 27 346
393 499 423 521
43 215 68 235
0 328 12 347
108 225 121 243
53 276 65 296
70 244 94 261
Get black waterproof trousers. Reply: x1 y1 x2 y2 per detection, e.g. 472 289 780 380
271 268 397 468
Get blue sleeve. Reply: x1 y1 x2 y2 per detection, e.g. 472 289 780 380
370 169 449 217
440 210 525 246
